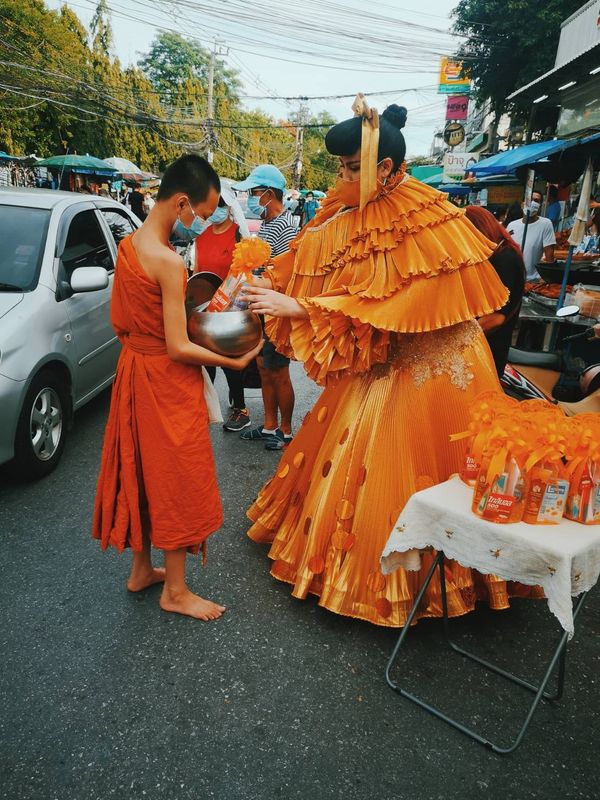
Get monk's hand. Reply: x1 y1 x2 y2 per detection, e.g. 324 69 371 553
232 339 264 370
242 286 307 319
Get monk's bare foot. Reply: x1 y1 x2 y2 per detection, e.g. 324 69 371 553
127 567 166 592
159 587 226 621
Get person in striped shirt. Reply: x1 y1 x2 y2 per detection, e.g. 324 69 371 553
233 165 299 450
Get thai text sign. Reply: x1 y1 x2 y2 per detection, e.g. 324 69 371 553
438 58 471 94
443 151 479 183
446 95 469 120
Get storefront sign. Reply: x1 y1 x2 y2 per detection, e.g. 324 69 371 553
438 58 471 95
443 152 479 182
443 122 466 147
445 95 469 121
487 185 524 205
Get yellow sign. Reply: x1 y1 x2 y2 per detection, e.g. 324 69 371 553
438 58 471 95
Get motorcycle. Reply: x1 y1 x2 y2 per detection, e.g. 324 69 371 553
501 305 600 414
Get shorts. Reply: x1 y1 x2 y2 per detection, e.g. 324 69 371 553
262 337 290 370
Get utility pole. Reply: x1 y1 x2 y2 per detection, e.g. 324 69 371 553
293 103 309 190
206 39 228 164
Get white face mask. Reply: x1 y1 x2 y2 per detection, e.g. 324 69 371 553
526 200 541 216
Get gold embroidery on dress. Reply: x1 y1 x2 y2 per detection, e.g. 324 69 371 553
391 320 479 391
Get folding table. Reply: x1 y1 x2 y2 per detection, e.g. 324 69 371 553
380 476 600 754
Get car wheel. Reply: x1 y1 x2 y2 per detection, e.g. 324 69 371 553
14 370 69 479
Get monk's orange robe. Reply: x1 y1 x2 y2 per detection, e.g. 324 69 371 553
92 235 223 553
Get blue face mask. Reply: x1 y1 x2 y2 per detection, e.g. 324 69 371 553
208 206 229 225
247 191 269 218
172 201 207 241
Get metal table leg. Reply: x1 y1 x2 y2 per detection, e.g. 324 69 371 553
385 551 588 754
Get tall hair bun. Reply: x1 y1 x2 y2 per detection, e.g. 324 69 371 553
382 104 407 130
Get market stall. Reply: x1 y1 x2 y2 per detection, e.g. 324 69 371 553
35 154 118 192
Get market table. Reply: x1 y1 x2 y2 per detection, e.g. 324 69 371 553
518 295 595 351
380 476 600 754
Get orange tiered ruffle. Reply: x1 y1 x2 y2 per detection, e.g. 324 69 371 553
266 175 508 385
248 174 541 627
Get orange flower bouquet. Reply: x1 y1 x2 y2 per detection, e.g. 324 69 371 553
207 237 272 312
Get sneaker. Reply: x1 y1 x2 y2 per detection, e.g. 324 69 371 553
240 425 275 441
264 429 294 451
223 407 251 432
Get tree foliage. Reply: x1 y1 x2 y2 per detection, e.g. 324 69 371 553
0 0 337 189
452 0 584 118
90 0 112 58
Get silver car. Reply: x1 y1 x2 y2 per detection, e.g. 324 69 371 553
0 188 140 478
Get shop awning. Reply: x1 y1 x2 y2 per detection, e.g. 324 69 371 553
470 133 600 178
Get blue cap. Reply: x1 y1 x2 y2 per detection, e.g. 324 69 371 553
232 164 286 192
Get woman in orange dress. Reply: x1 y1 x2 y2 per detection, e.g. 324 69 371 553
243 100 539 627
93 154 261 621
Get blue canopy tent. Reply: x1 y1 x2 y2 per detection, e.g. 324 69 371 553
438 183 471 196
470 132 600 178
470 133 600 315
420 172 443 187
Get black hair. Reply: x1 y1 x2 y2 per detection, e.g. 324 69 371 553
325 104 408 171
548 185 559 200
157 154 220 203
306 191 314 196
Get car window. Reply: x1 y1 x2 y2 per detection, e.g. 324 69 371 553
0 205 50 291
101 208 136 247
60 210 113 279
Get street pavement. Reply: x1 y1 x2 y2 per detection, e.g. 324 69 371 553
1 362 600 800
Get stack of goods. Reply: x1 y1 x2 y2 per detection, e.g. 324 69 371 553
567 284 600 318
206 238 272 312
555 229 599 261
453 393 600 525
565 414 600 524
525 280 572 298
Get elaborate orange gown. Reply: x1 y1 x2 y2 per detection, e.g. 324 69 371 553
93 235 223 554
247 173 541 626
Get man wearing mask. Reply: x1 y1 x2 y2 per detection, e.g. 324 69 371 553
233 165 297 450
507 189 556 280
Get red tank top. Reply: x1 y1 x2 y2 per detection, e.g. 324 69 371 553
194 224 239 281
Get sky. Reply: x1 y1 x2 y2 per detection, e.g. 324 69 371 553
46 0 463 157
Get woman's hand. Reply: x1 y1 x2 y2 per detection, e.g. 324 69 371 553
242 286 309 319
593 323 600 340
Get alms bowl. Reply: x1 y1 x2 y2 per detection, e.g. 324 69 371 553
187 307 262 357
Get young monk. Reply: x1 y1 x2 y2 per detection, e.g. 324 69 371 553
93 154 262 621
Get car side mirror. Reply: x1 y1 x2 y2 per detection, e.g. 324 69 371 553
70 266 109 294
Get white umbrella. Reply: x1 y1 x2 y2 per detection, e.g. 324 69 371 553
103 156 144 175
568 157 594 247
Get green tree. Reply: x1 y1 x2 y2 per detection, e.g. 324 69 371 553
138 33 240 104
90 0 113 58
452 0 583 124
297 111 338 191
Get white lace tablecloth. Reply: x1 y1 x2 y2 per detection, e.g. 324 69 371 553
381 476 600 637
